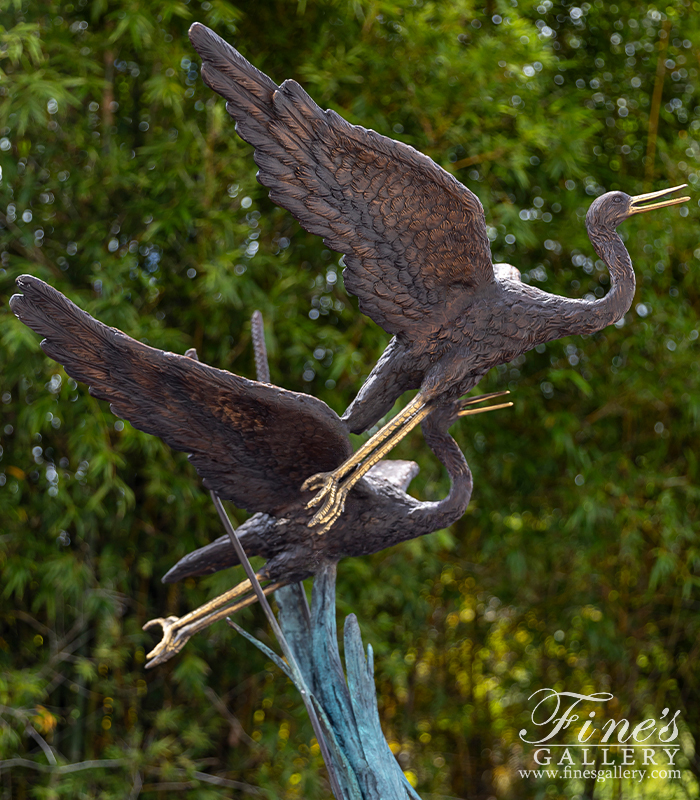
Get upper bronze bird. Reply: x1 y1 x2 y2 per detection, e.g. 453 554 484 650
189 23 689 532
9 276 509 665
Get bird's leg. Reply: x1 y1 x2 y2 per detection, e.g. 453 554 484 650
144 593 254 668
310 403 435 533
457 390 513 417
301 392 431 527
314 391 514 532
305 391 514 533
143 580 286 668
143 572 268 663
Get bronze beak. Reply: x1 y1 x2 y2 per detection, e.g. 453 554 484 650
629 184 690 214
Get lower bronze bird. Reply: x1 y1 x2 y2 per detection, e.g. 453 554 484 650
9 275 511 666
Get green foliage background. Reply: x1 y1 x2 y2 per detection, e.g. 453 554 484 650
0 0 698 797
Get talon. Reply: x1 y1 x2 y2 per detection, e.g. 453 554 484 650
145 638 168 660
309 503 331 528
301 472 328 492
314 519 334 535
302 473 334 507
145 628 189 668
145 652 167 669
308 489 337 526
305 492 324 510
308 483 347 531
315 494 342 525
143 615 179 659
143 615 178 632
303 474 339 512
313 502 344 534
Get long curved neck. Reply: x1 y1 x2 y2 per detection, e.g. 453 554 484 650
539 224 636 342
410 416 473 530
586 224 636 328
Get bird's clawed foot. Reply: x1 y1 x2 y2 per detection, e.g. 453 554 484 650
301 471 347 534
142 574 271 668
301 391 514 534
301 471 335 500
142 615 187 668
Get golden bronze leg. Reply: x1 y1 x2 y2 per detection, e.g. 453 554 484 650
143 573 282 666
457 396 512 418
303 391 513 533
302 393 429 529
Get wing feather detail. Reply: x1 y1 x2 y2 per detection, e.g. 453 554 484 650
10 276 352 515
189 23 494 341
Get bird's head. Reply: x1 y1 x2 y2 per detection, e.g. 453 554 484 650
586 185 689 232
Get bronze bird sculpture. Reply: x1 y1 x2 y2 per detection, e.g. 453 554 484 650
9 275 509 666
188 23 689 532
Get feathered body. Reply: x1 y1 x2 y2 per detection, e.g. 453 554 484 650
162 441 466 585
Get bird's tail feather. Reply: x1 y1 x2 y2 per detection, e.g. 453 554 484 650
162 526 269 583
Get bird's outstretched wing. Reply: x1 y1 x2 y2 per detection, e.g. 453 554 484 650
189 23 494 342
10 276 352 515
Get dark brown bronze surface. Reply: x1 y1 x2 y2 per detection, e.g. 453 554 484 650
187 23 688 527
